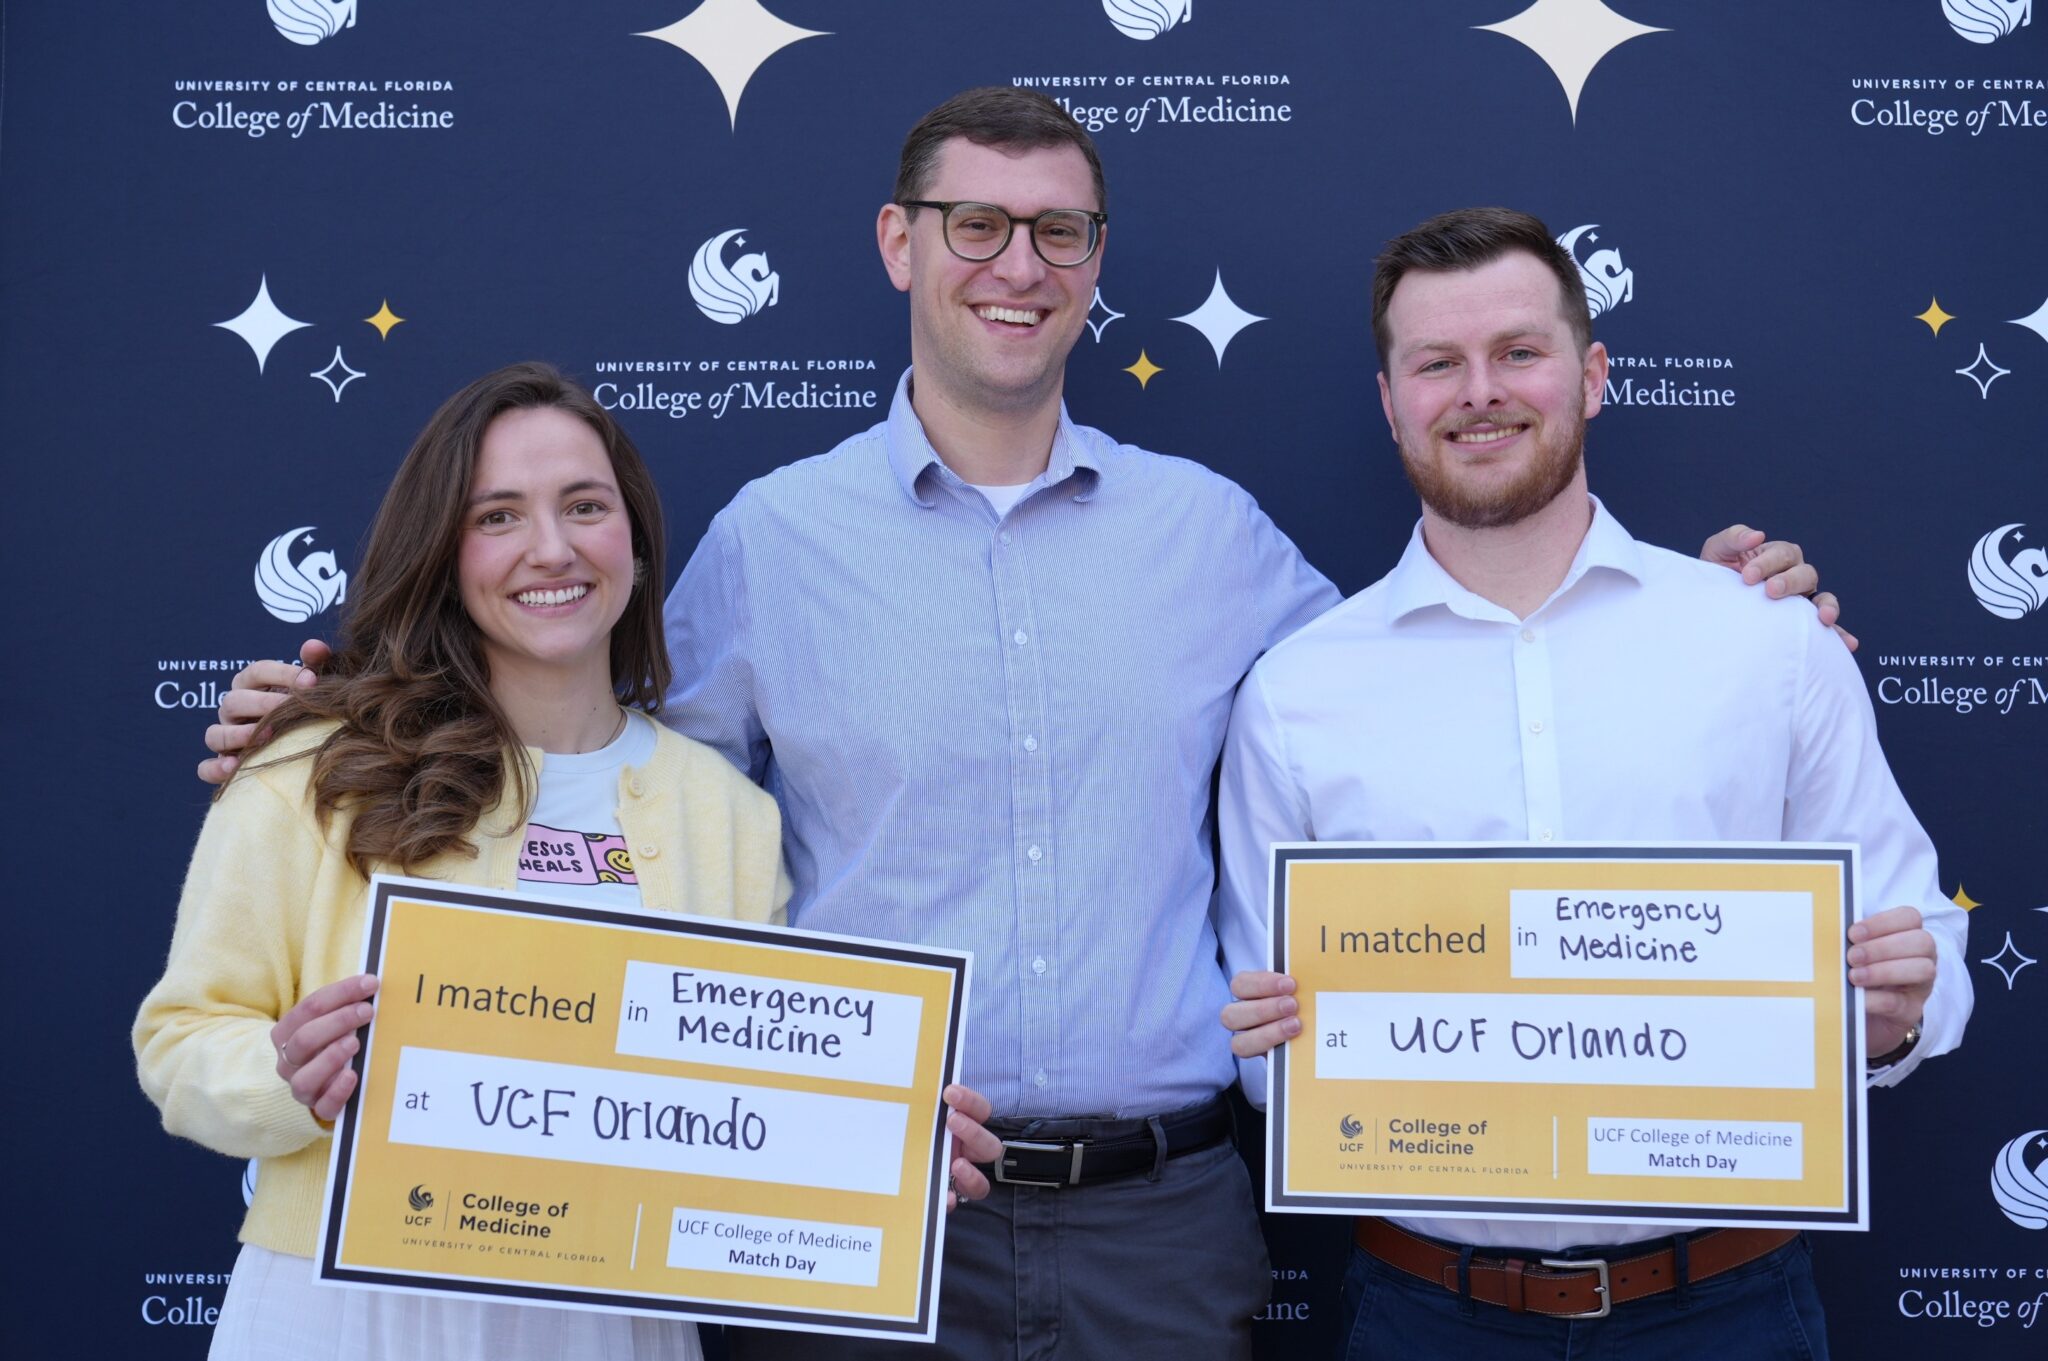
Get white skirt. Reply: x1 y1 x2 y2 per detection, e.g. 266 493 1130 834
209 1244 703 1361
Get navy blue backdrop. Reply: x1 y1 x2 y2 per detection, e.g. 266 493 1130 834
1 2 2042 1354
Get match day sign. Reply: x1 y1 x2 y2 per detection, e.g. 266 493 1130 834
316 877 970 1341
1269 845 1866 1230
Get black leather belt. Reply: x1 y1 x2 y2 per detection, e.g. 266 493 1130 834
975 1094 1234 1188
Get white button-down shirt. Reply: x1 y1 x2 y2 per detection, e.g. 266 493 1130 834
1220 498 1971 1252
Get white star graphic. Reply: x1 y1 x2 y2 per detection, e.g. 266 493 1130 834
2009 294 2048 346
311 347 365 402
638 0 829 130
1981 931 2037 989
1171 270 1265 366
1477 0 1668 125
215 274 313 374
1956 343 2011 399
1086 287 1125 343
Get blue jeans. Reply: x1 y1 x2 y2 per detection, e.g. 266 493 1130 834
1339 1234 1830 1360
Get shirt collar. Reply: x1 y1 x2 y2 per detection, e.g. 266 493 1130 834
884 368 1101 507
1385 494 1646 625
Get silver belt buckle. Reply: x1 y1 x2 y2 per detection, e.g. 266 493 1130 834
992 1138 1087 1187
1537 1256 1611 1319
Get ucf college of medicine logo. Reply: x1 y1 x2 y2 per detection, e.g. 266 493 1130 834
1993 1130 2048 1229
1105 0 1192 40
256 527 349 623
269 0 357 46
1559 225 1634 319
689 230 780 325
1945 0 2033 43
1970 524 2047 620
1553 221 1739 409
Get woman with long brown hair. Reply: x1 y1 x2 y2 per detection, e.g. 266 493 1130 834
134 363 788 1360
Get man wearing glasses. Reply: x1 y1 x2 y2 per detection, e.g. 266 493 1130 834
207 89 1834 1359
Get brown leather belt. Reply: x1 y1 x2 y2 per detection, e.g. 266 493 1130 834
1355 1218 1799 1320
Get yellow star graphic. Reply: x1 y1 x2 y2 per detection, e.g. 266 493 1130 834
1478 0 1668 125
1951 884 1981 910
364 300 405 340
1914 297 1954 337
638 0 830 130
1124 350 1163 389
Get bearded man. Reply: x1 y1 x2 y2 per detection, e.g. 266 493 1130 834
1215 206 1970 1361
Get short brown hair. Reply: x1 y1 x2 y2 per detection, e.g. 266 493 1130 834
1371 207 1590 370
895 86 1106 214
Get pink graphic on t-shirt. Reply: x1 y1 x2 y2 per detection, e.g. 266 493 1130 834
519 823 638 886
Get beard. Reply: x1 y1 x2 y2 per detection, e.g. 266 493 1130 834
1399 402 1586 530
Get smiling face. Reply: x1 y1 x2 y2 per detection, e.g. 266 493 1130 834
457 405 635 690
1376 250 1607 529
879 138 1103 418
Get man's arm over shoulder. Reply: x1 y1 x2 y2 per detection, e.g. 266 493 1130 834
1230 485 1342 653
663 505 770 784
1784 615 1971 1084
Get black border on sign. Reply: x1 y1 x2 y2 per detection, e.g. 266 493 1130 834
1266 844 1862 1228
316 878 970 1340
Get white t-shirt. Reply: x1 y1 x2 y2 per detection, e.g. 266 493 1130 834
516 710 657 908
967 480 1033 516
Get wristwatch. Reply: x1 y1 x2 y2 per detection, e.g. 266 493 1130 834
1868 1021 1922 1069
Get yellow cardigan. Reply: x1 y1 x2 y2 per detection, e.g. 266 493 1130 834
134 719 790 1257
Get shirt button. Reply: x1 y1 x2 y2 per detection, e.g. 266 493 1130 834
1538 829 1555 843
638 843 659 859
1014 629 1029 646
1033 1068 1048 1088
1027 844 1044 863
1529 720 1544 734
1521 628 1536 643
1032 956 1048 975
627 777 645 798
999 531 1012 546
1023 735 1039 752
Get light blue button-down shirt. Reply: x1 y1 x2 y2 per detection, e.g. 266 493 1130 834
662 371 1339 1117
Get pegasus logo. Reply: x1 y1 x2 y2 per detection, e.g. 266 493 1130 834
1968 524 2047 620
1338 1114 1364 1139
1104 0 1191 41
268 0 357 47
1992 1130 2048 1229
1944 0 2032 44
408 1185 435 1212
255 527 349 624
689 230 781 325
1558 225 1635 320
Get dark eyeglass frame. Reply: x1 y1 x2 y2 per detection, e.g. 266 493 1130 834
899 200 1109 268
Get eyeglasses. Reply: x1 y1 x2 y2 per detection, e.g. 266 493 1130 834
899 200 1108 268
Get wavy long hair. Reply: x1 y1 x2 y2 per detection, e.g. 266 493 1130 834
233 362 669 875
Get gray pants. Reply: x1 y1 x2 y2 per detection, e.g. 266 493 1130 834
727 1131 1271 1360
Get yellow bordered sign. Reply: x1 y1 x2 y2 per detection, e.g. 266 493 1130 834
1269 844 1866 1230
316 877 970 1342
